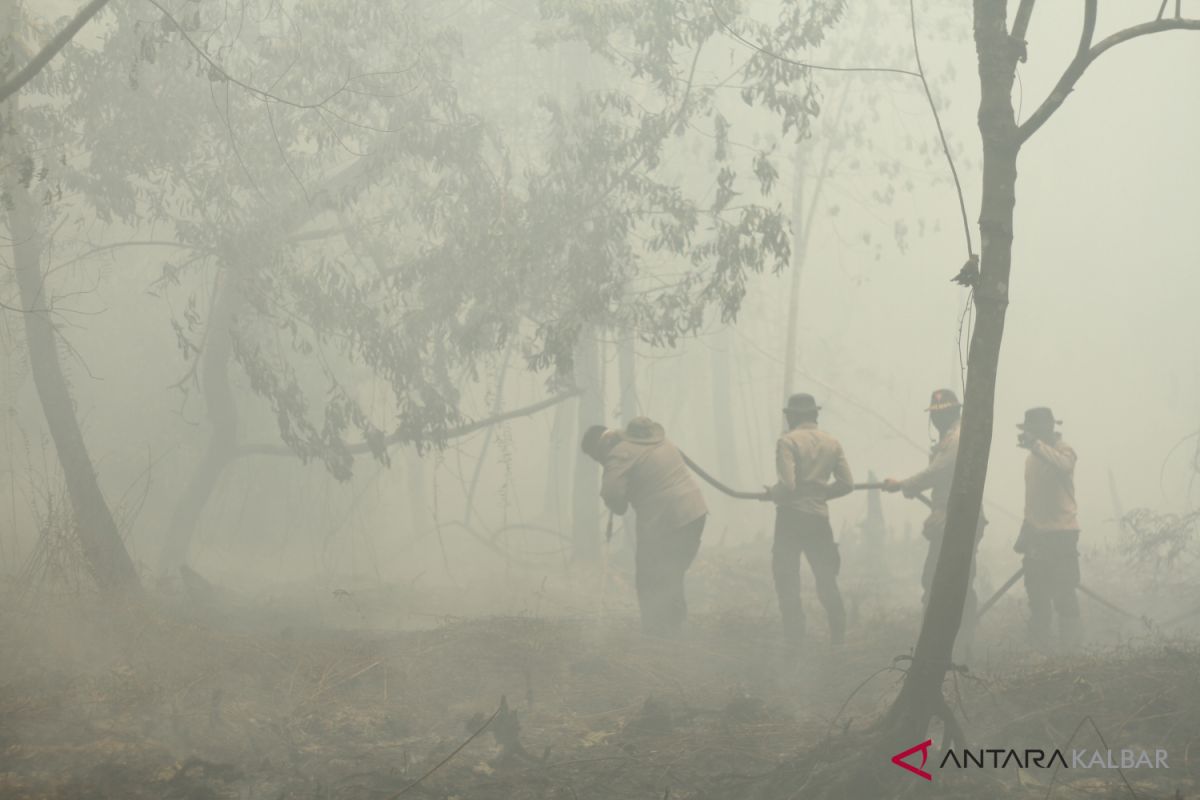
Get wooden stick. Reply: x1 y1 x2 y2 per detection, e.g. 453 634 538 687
976 566 1024 620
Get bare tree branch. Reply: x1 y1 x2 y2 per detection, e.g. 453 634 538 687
1086 14 1200 59
713 0 972 258
0 0 112 103
1011 0 1037 42
49 240 213 275
0 297 47 313
234 389 581 459
146 0 417 112
909 0 972 259
708 0 920 78
1018 4 1200 142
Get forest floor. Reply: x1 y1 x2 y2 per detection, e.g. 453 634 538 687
2 548 1200 800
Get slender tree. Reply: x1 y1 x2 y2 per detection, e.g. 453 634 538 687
1 6 140 599
570 334 605 560
882 0 1200 755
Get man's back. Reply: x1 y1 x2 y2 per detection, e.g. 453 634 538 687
601 419 707 534
771 421 853 516
1024 436 1079 532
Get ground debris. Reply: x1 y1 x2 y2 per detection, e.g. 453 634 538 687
3 574 1200 800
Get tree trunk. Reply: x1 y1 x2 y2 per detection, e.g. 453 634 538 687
780 69 850 403
782 144 806 401
617 332 639 541
542 398 573 527
2 133 141 600
571 332 604 560
405 447 429 538
709 329 740 483
861 470 888 578
464 348 514 526
884 0 1019 744
158 271 241 573
617 334 638 425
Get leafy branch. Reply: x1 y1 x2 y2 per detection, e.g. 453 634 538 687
0 0 112 103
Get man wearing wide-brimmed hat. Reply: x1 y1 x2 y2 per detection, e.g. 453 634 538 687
764 393 853 648
1015 406 1082 651
581 417 708 637
883 388 986 649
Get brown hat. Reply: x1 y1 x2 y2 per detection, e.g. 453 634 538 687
622 417 665 445
925 388 961 412
1017 407 1061 435
783 393 821 416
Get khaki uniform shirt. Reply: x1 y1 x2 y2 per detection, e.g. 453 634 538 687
900 421 986 540
768 421 853 517
901 420 960 515
601 423 707 536
1024 436 1079 532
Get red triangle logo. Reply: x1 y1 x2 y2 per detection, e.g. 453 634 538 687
892 739 934 781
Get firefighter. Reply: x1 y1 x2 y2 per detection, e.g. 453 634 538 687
764 393 853 648
883 388 985 650
581 417 708 637
1014 407 1082 651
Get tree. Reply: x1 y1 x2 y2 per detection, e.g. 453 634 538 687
534 0 845 554
882 0 1200 760
5 0 523 573
144 0 848 565
1 6 141 601
12 0 846 574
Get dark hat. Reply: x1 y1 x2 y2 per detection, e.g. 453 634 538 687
580 425 610 458
925 388 961 412
783 393 821 416
1017 407 1061 433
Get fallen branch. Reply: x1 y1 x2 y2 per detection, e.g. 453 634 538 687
235 389 580 459
976 567 1024 621
385 703 501 798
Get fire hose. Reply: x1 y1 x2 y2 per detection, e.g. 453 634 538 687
676 452 1142 623
677 453 933 507
677 451 769 500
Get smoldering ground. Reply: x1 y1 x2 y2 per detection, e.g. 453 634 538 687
5 537 1200 799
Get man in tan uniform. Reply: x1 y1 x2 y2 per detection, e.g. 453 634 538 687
883 389 985 647
581 417 708 637
1015 406 1082 651
765 393 853 647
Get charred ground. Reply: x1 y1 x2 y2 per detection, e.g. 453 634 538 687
3 544 1199 800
